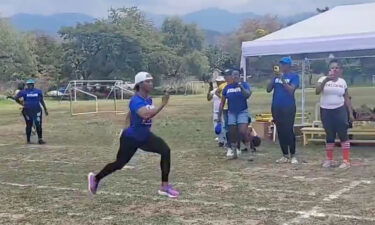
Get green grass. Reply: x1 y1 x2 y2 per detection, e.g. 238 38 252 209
1 88 375 224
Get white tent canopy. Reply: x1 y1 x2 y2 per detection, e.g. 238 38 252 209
241 2 375 59
241 2 375 125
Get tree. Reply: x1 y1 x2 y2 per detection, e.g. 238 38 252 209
220 15 283 64
59 7 159 81
0 19 38 81
161 17 204 56
204 45 234 72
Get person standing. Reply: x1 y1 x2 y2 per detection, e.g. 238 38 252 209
216 69 231 150
15 79 48 144
88 72 180 198
267 57 300 164
218 70 252 159
207 76 227 147
316 60 354 169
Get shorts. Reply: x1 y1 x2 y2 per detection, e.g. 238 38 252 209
228 110 249 126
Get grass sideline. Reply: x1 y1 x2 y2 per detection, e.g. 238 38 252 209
0 87 375 224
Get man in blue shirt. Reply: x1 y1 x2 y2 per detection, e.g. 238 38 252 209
267 57 300 164
218 70 252 159
15 79 48 144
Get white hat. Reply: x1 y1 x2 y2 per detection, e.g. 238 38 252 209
134 72 153 85
215 76 225 82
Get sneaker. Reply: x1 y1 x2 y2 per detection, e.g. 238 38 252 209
218 142 224 147
291 157 299 164
276 156 290 164
226 148 234 158
215 137 219 142
38 139 46 145
338 161 351 169
158 185 180 198
322 160 334 168
88 172 99 195
236 149 242 156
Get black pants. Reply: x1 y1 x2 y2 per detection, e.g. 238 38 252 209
272 105 296 156
96 133 171 182
321 106 349 143
23 109 42 142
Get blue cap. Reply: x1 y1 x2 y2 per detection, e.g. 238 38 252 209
26 79 35 84
280 57 293 65
215 123 222 135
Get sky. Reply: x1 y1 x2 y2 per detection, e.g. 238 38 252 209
0 0 375 17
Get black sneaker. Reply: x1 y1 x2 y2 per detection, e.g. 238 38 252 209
38 139 46 145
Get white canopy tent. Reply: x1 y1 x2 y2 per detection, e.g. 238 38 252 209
241 2 375 124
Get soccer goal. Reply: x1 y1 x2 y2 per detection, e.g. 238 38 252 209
61 80 134 116
184 81 208 95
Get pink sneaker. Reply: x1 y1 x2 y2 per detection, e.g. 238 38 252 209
88 172 99 194
158 185 180 198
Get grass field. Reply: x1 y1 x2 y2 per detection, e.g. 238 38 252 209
1 87 375 225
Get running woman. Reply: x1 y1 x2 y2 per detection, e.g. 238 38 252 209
207 76 227 147
218 70 252 159
88 72 180 198
15 79 48 144
316 60 354 169
267 57 299 164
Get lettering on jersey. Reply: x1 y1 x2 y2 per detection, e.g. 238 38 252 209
142 104 154 125
227 87 241 94
26 93 39 97
325 83 345 88
274 78 290 84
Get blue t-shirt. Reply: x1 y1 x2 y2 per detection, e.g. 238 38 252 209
16 88 43 111
124 95 153 142
272 73 300 107
223 82 251 114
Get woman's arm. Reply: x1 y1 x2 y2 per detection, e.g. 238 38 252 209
239 83 252 99
266 78 274 93
344 89 354 122
137 94 169 120
217 96 226 122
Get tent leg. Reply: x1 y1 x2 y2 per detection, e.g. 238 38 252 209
301 59 307 125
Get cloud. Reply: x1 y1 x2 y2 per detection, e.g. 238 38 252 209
0 0 374 17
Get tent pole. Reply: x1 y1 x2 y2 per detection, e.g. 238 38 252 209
241 55 247 82
301 58 307 125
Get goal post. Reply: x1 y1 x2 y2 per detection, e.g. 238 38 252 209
63 80 134 116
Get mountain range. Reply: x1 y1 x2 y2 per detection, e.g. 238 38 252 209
6 8 316 35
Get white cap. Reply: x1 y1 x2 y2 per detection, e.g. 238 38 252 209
215 76 225 82
134 72 153 85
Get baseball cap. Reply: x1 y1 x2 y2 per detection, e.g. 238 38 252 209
134 72 153 85
215 76 225 82
222 68 233 76
26 79 35 84
280 57 293 65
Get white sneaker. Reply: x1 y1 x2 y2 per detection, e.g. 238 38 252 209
226 148 234 158
276 156 290 164
215 137 219 142
322 160 334 168
291 157 298 164
338 161 351 169
226 148 238 159
236 149 242 156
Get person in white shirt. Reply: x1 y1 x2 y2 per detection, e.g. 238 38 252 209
207 76 227 147
316 59 354 169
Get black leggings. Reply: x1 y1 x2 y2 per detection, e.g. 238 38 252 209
96 133 171 182
272 105 296 156
321 106 349 143
23 109 42 142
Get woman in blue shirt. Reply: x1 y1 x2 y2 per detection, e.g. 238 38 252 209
88 72 179 198
15 79 48 144
267 57 299 164
218 70 252 159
